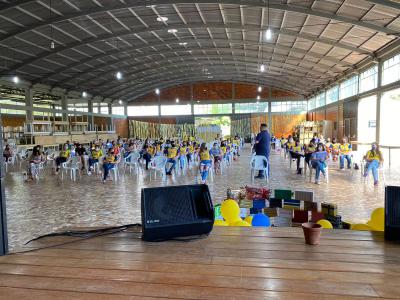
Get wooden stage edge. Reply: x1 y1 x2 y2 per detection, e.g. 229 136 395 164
0 226 400 300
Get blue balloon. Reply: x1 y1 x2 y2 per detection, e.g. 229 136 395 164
251 213 270 227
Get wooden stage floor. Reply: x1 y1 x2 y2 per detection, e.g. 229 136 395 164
0 226 399 299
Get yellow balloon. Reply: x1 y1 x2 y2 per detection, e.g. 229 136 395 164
244 215 253 224
367 208 384 231
221 199 240 223
231 219 251 227
214 219 228 226
317 219 333 229
351 223 372 231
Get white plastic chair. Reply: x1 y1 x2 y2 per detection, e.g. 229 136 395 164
61 157 81 181
4 155 16 172
250 155 269 183
124 151 141 175
360 160 385 183
149 156 167 179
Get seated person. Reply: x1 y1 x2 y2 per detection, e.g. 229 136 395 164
142 142 154 170
198 143 212 184
210 142 223 174
75 143 87 170
187 142 194 165
25 147 44 182
330 138 340 161
88 145 103 175
165 141 178 175
178 142 188 169
3 144 13 162
233 136 241 156
304 141 316 166
363 142 384 186
339 137 352 169
325 138 332 153
102 148 117 183
285 137 295 156
54 143 70 174
311 143 328 185
289 139 304 174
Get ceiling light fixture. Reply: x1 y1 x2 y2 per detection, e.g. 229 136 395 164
118 100 123 105
155 88 160 95
260 64 266 72
82 91 87 98
176 98 179 103
157 16 168 22
258 86 262 92
116 71 123 80
265 28 272 40
12 76 19 84
257 95 261 100
168 29 178 33
179 42 187 46
50 40 55 49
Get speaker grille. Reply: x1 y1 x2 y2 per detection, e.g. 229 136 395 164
386 186 400 227
143 187 195 228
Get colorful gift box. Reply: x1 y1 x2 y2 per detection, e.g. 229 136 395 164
283 199 301 210
269 198 283 208
274 189 292 200
321 203 338 216
252 198 266 209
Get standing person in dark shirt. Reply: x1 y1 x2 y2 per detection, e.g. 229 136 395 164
75 143 87 171
254 123 271 179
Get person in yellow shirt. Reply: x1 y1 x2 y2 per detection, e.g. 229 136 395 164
165 141 178 175
88 145 103 175
289 139 304 174
54 143 70 174
187 142 194 165
330 138 340 161
198 143 212 184
339 137 352 169
304 141 316 167
178 142 188 169
102 148 117 182
363 142 384 185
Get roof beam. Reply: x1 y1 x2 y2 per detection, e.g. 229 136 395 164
58 49 337 87
3 23 372 76
90 57 328 93
364 0 400 10
38 38 350 83
0 0 396 45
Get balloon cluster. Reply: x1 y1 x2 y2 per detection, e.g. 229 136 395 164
214 199 270 227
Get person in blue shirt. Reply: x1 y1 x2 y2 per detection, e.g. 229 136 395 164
311 142 328 184
210 142 223 174
253 123 271 179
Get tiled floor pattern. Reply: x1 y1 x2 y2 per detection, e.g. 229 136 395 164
4 145 400 251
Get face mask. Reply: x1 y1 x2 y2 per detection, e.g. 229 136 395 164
372 145 377 150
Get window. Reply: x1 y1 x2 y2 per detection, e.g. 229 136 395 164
112 106 125 115
161 104 191 115
340 75 358 99
127 105 159 116
326 86 339 104
308 97 316 111
359 66 378 93
100 106 109 114
194 103 232 115
315 92 326 108
272 101 307 113
382 54 400 85
235 102 268 113
0 108 25 115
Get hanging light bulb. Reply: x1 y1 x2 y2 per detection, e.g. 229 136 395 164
12 76 19 84
118 99 123 105
50 40 55 49
265 28 272 40
260 64 266 72
257 95 261 100
155 88 160 95
82 91 87 98
258 86 262 92
176 98 179 103
116 71 123 80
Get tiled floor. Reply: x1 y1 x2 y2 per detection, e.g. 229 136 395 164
4 145 399 252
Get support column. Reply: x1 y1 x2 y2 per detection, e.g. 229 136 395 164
268 88 272 132
25 88 33 123
376 60 383 144
108 103 113 131
61 94 67 122
88 100 94 131
0 114 8 256
124 104 128 116
190 83 194 115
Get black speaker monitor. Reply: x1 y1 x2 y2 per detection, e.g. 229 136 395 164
141 184 214 241
385 186 400 241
